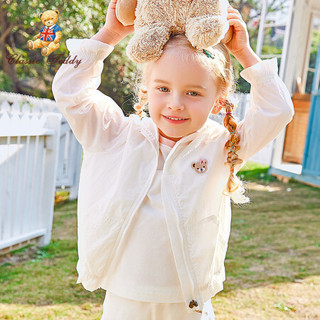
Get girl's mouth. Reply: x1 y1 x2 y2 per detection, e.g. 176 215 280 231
163 115 189 123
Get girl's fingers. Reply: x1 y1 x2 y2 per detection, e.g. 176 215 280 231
227 6 240 13
227 18 247 31
228 18 246 27
227 13 244 21
227 7 242 18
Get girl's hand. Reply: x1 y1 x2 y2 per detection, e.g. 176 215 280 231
223 5 261 69
104 0 135 40
224 6 250 56
92 0 135 46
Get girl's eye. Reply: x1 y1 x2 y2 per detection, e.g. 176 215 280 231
158 87 169 92
188 91 199 96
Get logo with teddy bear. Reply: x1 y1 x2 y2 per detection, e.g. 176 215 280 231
27 9 62 56
6 8 82 68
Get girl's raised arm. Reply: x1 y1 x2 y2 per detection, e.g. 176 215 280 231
224 6 294 164
224 6 261 69
52 0 134 153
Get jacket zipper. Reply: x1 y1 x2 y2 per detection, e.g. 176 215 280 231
106 138 159 276
162 172 203 310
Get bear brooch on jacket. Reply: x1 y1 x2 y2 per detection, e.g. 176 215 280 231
27 9 62 56
192 159 208 174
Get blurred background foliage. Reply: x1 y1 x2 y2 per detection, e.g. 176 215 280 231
0 0 138 114
0 0 299 114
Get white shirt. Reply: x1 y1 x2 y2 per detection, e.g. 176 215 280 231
107 141 185 302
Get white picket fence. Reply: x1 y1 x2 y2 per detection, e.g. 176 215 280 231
0 91 82 252
0 92 82 198
0 101 61 250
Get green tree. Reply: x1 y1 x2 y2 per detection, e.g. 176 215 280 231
0 0 136 113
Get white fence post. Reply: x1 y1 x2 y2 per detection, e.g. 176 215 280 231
38 113 61 246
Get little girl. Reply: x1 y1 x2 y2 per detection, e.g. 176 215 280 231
52 0 294 319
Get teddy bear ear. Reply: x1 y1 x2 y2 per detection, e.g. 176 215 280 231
54 10 59 15
39 13 43 19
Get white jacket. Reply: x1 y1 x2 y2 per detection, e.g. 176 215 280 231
52 38 294 313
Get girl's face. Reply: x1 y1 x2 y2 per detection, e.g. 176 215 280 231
146 47 221 142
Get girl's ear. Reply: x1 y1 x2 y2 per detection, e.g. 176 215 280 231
211 100 223 115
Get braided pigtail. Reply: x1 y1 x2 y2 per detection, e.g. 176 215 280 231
133 86 148 119
219 97 250 204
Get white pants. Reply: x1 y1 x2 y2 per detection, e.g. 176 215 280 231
101 291 214 320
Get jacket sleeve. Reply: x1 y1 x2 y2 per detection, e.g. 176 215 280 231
236 58 294 163
52 38 128 153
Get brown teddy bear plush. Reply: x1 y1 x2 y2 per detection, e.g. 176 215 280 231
27 9 62 56
116 0 231 63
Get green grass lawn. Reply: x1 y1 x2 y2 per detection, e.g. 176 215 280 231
1 162 320 319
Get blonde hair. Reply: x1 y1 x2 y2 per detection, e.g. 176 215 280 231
134 34 249 204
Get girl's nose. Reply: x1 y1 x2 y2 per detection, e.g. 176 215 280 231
167 95 184 111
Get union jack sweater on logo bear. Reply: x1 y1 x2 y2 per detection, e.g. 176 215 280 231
40 24 62 41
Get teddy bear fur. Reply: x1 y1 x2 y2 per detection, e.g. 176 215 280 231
116 0 229 63
27 10 62 56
